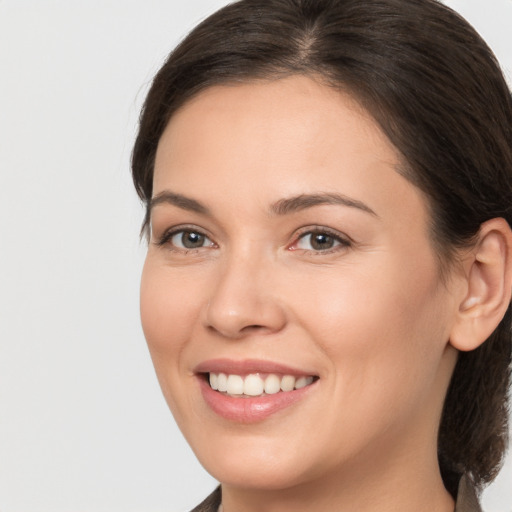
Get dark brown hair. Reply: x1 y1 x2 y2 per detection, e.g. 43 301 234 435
132 0 512 496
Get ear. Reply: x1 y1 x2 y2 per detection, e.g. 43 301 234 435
449 218 512 352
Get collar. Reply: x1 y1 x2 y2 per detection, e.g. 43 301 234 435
455 474 482 512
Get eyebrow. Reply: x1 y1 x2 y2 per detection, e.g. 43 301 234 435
149 190 377 218
149 191 211 215
270 192 378 217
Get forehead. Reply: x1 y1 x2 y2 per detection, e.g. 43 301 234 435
152 76 429 232
155 77 397 185
158 76 377 143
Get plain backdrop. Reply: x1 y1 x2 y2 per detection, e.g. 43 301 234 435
0 1 511 511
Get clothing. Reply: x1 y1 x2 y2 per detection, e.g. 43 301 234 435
190 475 482 512
454 475 482 512
190 486 220 512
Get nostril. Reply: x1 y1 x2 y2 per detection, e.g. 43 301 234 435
241 324 274 335
207 323 270 338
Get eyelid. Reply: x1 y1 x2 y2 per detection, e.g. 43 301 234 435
154 224 216 248
288 226 352 252
153 223 351 254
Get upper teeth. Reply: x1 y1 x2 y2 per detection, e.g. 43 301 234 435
209 373 314 397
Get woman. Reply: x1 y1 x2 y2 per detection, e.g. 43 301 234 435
131 0 512 510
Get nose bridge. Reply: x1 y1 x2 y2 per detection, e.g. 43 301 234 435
204 242 286 338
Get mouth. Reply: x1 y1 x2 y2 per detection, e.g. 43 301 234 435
195 360 319 422
206 372 317 398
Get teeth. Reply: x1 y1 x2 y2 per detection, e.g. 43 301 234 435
280 375 295 392
227 374 244 395
209 373 218 390
217 373 228 392
244 374 264 396
208 372 315 397
295 376 314 389
264 374 281 394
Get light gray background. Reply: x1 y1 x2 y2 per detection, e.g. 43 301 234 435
0 1 510 511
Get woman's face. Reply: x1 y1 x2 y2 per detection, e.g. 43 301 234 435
141 76 461 490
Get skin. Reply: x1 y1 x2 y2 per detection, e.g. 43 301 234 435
141 76 467 512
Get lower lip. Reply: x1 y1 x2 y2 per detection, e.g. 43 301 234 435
198 377 316 423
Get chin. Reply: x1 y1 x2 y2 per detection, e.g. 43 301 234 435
186 425 329 491
201 453 310 491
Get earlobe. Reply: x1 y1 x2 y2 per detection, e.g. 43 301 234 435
450 218 512 352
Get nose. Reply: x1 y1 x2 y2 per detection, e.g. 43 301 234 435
203 252 287 339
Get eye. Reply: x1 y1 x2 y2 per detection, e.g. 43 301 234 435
291 229 350 252
161 229 215 250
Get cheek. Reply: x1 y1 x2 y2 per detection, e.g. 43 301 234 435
140 259 205 366
139 259 212 429
293 254 450 406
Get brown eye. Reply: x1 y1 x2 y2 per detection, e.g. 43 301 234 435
170 230 213 249
309 233 335 250
294 230 349 252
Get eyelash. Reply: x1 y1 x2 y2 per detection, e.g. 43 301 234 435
156 225 216 252
289 227 352 254
155 225 352 255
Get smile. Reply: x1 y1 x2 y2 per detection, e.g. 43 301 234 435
195 360 320 422
209 372 315 397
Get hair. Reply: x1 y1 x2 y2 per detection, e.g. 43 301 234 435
131 0 512 497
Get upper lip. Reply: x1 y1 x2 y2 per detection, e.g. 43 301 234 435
194 358 318 377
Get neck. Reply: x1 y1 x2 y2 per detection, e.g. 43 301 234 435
220 437 454 512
